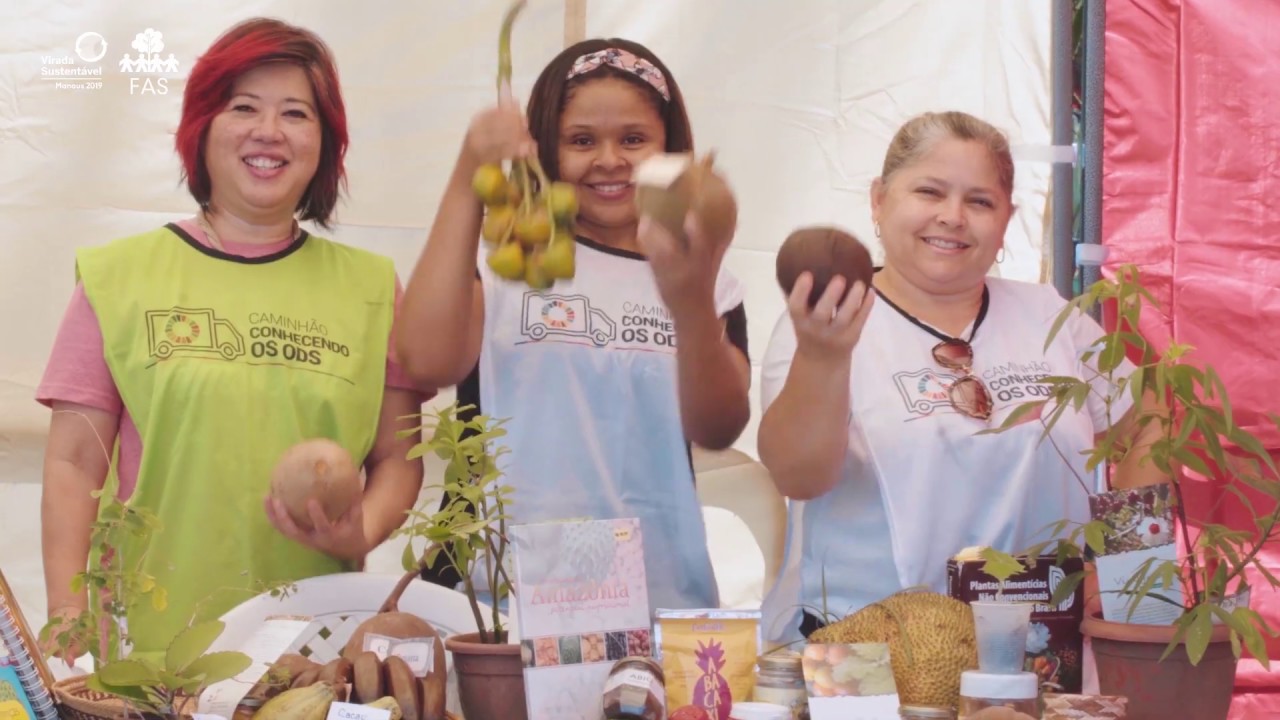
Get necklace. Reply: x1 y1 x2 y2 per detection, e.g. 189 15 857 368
196 209 300 252
873 284 990 343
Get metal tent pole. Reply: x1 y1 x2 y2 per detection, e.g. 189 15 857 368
1051 0 1076 300
1080 0 1107 311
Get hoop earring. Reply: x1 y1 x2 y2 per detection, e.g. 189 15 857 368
996 247 1006 263
874 222 881 238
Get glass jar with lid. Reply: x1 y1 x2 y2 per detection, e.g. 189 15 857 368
603 656 666 720
754 651 809 719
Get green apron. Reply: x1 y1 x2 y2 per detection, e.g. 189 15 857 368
76 224 394 656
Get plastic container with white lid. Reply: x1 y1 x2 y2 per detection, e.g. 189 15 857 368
729 701 793 720
958 670 1040 718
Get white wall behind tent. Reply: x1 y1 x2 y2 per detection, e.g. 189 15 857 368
0 0 1054 632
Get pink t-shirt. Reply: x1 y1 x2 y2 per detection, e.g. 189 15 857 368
36 219 431 499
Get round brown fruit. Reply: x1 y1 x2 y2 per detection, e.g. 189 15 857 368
635 153 737 249
270 439 363 532
775 226 874 307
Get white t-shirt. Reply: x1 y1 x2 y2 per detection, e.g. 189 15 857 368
759 276 1133 641
473 236 747 612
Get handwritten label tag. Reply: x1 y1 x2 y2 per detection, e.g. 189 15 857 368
325 702 391 720
389 640 434 678
361 633 397 660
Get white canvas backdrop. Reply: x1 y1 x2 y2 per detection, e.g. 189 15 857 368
0 0 1055 633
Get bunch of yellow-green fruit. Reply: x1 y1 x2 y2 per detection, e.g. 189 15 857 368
471 0 578 290
473 160 578 289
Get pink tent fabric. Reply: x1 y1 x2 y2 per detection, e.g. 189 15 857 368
1103 0 1280 714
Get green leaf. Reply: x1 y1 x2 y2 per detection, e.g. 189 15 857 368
165 620 225 673
1098 336 1128 373
978 548 1027 584
401 540 418 572
84 674 153 704
1185 606 1214 665
1084 522 1108 556
98 659 161 687
1043 302 1078 353
978 401 1046 435
181 651 253 687
1050 570 1086 608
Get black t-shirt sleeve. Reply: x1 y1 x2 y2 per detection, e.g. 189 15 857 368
722 302 749 364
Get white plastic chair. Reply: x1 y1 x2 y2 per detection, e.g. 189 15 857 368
209 572 505 716
692 447 788 609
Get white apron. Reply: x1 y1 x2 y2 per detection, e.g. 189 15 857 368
476 237 746 613
761 277 1128 642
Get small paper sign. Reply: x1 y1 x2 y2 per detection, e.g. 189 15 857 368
389 640 434 677
362 634 435 677
325 702 391 720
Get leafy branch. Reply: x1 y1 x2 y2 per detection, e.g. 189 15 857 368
393 403 516 644
981 264 1280 666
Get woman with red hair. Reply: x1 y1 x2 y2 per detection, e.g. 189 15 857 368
36 18 427 661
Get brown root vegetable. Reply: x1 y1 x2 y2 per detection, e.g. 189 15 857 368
384 655 421 720
352 652 385 704
342 567 445 667
421 672 447 720
635 152 738 249
270 653 319 684
775 225 874 307
270 439 363 532
319 657 354 686
289 666 321 689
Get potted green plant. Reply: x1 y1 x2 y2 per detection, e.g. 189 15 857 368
40 467 251 720
394 402 524 720
980 264 1280 719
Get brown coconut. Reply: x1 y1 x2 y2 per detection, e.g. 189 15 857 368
635 152 738 249
775 225 874 307
342 567 448 688
270 438 363 532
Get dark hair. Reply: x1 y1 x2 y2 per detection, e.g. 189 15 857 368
526 38 693 181
175 18 348 227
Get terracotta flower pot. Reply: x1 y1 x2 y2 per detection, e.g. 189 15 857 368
445 631 528 720
1082 611 1237 720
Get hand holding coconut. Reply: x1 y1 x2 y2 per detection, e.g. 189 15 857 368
776 226 877 362
635 152 739 316
265 438 369 563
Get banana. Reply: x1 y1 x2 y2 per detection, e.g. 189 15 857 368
252 681 336 720
384 656 420 720
363 696 403 720
352 652 385 704
420 672 446 720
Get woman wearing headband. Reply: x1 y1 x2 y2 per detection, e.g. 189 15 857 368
756 111 1168 640
399 39 751 611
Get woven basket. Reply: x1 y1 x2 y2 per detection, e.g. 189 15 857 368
53 676 196 720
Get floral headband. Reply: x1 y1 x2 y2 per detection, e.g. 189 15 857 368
566 48 671 102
